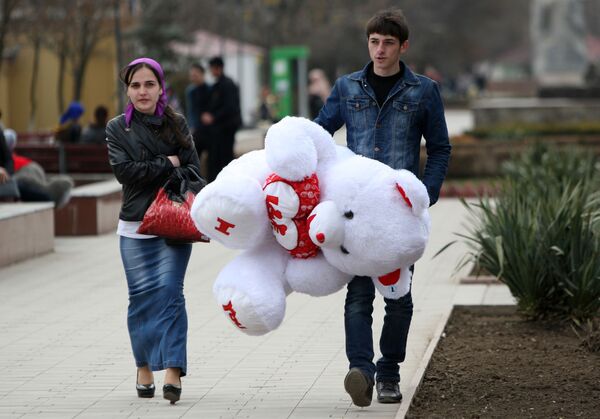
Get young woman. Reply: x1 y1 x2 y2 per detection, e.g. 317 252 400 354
106 57 201 404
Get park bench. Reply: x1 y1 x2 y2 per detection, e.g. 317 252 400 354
14 141 112 174
13 127 268 175
54 179 122 235
0 202 54 267
63 144 112 173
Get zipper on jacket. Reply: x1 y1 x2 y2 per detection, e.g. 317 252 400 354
361 79 407 129
360 80 384 129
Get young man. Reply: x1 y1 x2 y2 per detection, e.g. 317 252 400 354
201 57 242 182
185 63 211 155
315 9 451 407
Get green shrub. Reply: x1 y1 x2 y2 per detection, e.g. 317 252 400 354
447 145 600 322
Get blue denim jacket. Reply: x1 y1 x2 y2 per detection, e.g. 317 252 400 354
315 62 451 205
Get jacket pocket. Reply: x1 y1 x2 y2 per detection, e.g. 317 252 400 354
347 97 371 111
346 97 373 131
392 100 418 113
391 100 419 133
390 100 419 168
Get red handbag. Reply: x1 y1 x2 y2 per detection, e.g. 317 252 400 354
137 167 209 243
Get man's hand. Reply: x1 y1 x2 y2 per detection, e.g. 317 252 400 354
0 167 10 184
201 112 214 125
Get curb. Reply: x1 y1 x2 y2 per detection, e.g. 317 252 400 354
395 307 453 419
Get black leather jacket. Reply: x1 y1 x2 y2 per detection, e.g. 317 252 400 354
106 110 201 221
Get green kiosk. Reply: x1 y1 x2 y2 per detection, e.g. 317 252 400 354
270 46 309 120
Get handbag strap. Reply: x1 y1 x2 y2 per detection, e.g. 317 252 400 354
167 166 205 197
182 166 202 182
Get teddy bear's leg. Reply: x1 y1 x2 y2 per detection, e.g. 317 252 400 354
285 252 352 296
373 267 412 299
213 242 291 335
191 174 271 249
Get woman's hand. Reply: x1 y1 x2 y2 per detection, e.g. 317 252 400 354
167 155 181 168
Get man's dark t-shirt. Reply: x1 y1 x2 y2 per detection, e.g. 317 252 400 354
367 63 404 107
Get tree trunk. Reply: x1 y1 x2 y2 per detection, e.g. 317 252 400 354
0 0 16 76
57 50 66 115
113 0 124 113
73 58 88 101
28 35 41 130
0 22 5 77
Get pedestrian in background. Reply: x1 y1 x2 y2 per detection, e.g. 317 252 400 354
185 63 212 167
81 105 109 144
308 68 331 119
55 101 84 143
106 57 201 404
0 127 16 200
4 129 73 208
257 85 277 123
201 56 241 182
315 9 451 407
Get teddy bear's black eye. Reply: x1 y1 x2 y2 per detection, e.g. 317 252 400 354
344 210 354 219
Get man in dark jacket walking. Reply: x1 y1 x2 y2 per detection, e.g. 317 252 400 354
185 63 212 159
201 56 242 182
315 8 451 408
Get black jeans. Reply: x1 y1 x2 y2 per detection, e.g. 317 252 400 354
344 275 413 383
16 178 52 201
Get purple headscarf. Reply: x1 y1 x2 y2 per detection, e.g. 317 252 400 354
123 57 168 127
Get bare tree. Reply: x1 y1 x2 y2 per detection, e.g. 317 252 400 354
0 0 21 76
129 0 186 68
11 0 53 129
37 0 112 111
113 0 124 112
71 1 114 101
176 0 534 83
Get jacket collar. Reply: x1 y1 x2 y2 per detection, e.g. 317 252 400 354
349 61 420 86
133 109 164 127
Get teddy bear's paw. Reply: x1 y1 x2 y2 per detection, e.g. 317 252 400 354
191 175 270 249
264 117 319 181
373 267 412 299
218 149 272 182
285 253 352 296
307 201 345 249
214 286 286 336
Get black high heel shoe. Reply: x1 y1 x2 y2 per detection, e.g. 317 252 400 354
163 382 182 404
136 370 155 398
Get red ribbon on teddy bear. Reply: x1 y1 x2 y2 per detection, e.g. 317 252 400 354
263 172 320 259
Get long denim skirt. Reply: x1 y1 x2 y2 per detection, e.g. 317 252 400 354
119 236 192 376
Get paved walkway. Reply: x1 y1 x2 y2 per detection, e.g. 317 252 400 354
0 106 504 419
0 197 514 419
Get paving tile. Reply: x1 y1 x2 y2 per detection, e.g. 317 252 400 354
0 198 496 418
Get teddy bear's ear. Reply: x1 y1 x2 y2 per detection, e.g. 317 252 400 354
395 170 429 216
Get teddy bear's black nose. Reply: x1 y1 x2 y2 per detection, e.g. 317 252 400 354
340 245 350 255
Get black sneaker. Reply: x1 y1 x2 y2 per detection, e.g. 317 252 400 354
344 368 374 407
376 380 402 403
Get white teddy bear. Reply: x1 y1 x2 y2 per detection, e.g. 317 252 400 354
190 117 430 335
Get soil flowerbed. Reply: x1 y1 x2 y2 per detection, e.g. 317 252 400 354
407 306 600 418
